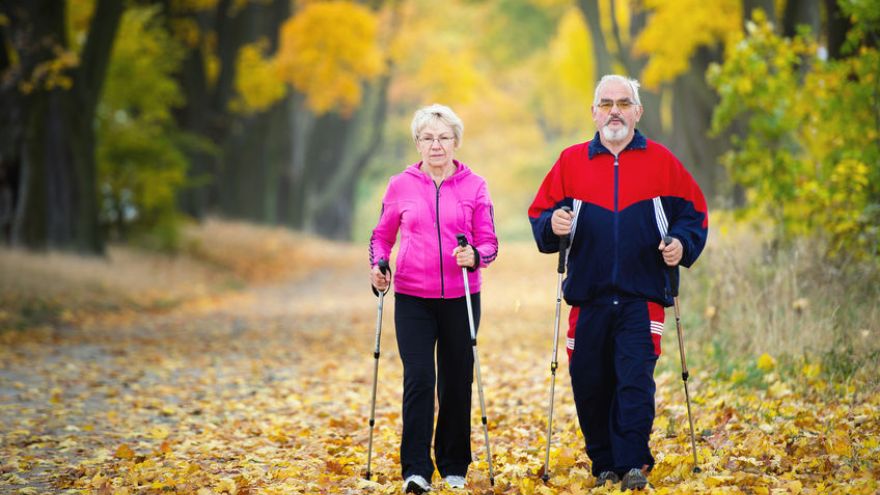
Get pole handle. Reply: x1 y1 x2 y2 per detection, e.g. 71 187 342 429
557 206 572 274
456 233 468 248
371 258 390 297
662 235 679 297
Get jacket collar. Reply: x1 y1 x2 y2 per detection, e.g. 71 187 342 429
406 159 470 183
588 129 647 159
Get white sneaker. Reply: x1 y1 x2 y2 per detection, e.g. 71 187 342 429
403 475 431 494
444 475 466 489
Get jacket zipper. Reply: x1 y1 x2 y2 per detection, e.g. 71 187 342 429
612 154 619 304
435 181 445 298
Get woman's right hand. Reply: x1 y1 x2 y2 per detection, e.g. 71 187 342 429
371 264 391 291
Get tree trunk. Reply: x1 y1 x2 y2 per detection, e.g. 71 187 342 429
301 112 352 237
170 41 212 219
576 1 663 140
279 93 314 229
304 72 392 239
166 0 242 220
7 0 123 253
623 6 663 141
782 0 820 38
823 0 852 60
578 0 613 79
669 46 725 198
168 0 292 222
213 0 291 225
0 18 22 243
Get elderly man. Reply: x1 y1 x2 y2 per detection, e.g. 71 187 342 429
528 75 708 490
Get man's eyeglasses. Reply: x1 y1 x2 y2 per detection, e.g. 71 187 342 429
419 135 455 146
596 99 637 112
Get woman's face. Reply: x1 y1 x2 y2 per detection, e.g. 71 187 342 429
416 121 456 170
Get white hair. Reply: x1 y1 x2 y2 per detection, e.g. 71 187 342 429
410 104 464 146
594 75 642 106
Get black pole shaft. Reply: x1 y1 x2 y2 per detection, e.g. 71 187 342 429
542 206 571 482
663 236 700 473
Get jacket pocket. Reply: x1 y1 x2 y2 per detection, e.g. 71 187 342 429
396 200 416 276
458 200 475 234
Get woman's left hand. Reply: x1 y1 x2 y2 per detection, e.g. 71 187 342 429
452 244 476 268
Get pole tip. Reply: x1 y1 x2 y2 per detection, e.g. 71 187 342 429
541 473 549 482
693 466 702 473
490 477 495 486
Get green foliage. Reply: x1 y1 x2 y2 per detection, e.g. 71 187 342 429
839 0 880 54
96 6 205 250
707 9 880 262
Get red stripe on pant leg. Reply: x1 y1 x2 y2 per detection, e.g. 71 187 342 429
567 306 580 360
647 301 665 356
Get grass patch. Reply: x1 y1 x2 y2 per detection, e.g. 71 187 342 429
676 216 880 387
0 217 361 333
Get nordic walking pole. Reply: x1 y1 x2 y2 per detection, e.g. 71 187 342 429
456 234 495 486
365 258 390 480
663 236 701 474
542 206 571 482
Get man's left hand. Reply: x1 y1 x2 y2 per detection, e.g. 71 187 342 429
659 237 683 267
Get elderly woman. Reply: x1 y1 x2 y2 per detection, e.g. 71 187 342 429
369 104 499 493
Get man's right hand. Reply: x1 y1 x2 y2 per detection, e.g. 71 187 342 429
371 264 390 291
551 207 574 236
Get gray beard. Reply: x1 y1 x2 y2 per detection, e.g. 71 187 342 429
601 124 629 143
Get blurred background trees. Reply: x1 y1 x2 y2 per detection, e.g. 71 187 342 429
1 0 878 263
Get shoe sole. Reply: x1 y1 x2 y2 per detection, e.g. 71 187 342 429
621 481 650 491
405 482 429 494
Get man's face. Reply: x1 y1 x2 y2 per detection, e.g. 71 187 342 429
591 80 643 146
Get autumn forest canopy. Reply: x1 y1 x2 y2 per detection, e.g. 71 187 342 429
0 0 876 259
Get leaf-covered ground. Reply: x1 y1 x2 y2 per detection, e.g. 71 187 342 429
1 242 878 494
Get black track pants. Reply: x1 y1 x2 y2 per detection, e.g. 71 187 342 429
394 292 479 481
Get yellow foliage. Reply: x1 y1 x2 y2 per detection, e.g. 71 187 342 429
231 39 287 114
410 49 487 106
536 7 595 135
756 352 776 372
115 444 135 460
597 0 630 56
634 0 740 89
276 1 384 115
730 369 747 384
169 18 201 48
824 431 852 457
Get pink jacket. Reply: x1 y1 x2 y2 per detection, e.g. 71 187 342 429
370 160 498 299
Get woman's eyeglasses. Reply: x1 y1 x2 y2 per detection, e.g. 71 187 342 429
418 136 455 146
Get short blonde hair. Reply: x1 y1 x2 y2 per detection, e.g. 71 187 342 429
411 104 464 146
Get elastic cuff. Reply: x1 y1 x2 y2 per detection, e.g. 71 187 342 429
467 246 481 272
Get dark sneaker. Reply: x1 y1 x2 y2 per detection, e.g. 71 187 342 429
620 468 649 491
403 475 431 494
596 471 620 486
